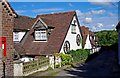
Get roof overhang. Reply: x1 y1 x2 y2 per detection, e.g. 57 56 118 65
13 29 29 32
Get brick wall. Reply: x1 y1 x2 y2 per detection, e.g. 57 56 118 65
1 2 14 76
0 1 3 77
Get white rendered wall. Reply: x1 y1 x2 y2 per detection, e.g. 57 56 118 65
13 32 26 42
84 34 92 49
60 16 82 54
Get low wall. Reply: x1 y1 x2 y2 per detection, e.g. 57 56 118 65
14 55 62 76
14 57 49 76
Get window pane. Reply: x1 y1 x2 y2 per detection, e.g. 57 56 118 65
14 32 19 41
35 30 47 40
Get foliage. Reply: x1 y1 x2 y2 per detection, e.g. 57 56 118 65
60 53 72 66
55 64 60 68
69 49 90 63
47 66 53 70
95 30 118 46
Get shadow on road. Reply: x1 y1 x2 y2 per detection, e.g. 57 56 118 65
64 44 120 77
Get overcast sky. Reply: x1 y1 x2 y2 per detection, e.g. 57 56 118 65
10 1 119 32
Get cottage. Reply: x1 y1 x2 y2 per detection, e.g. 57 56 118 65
13 11 82 61
80 26 96 53
80 26 97 53
0 0 17 76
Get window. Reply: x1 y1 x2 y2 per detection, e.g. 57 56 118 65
76 34 81 46
89 36 92 41
35 30 47 41
13 32 19 42
71 20 76 34
63 41 70 54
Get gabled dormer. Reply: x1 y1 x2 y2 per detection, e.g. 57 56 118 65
13 30 27 43
33 18 48 41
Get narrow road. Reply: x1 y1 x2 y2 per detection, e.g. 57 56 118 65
54 51 119 77
31 49 120 77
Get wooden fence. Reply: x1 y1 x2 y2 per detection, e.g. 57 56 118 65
23 57 49 74
14 57 49 76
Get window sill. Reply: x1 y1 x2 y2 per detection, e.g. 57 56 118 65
14 41 20 43
33 40 47 42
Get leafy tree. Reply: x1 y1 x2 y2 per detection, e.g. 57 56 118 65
95 30 118 46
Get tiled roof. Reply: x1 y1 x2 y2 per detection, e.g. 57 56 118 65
14 16 36 31
89 31 96 47
20 11 76 55
14 43 26 55
80 26 89 48
80 26 96 48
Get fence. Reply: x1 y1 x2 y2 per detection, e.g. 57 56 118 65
14 57 49 76
90 47 101 54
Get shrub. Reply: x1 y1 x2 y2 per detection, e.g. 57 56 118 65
55 64 60 68
47 66 53 70
69 49 90 63
60 53 72 66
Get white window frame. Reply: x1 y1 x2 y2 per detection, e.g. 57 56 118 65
35 30 47 41
13 32 19 42
71 25 76 33
71 20 76 34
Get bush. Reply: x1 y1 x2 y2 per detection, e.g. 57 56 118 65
60 53 72 66
55 64 60 68
69 49 90 63
47 66 53 70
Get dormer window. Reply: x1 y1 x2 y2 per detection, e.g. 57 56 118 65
71 20 76 34
35 30 47 41
13 32 19 42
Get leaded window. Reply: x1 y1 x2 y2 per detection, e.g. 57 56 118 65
63 41 70 54
35 30 47 41
76 34 81 46
71 20 76 34
13 32 19 42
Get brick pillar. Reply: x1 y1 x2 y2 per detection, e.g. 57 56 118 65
0 1 3 77
2 2 14 76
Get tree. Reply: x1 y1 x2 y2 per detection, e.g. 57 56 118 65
95 30 118 46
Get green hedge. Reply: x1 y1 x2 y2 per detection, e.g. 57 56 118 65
69 49 90 63
60 49 90 66
60 53 72 66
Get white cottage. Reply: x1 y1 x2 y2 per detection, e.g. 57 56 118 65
13 11 82 58
80 26 96 50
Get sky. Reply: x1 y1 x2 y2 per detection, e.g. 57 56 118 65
9 1 119 32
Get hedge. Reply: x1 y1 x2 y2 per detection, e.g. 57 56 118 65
60 49 90 66
69 49 90 63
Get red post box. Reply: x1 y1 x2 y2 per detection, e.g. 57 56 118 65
0 37 6 58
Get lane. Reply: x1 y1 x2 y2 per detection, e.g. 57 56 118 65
54 51 117 77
